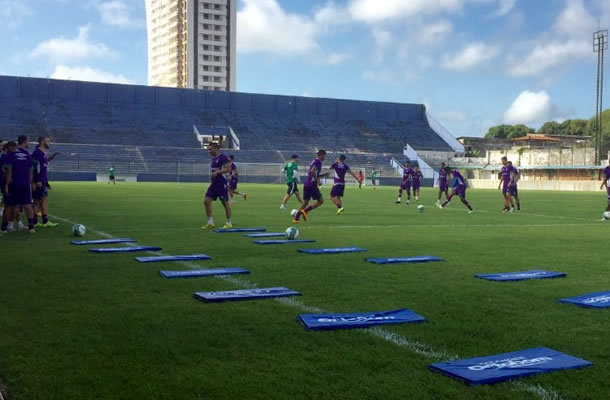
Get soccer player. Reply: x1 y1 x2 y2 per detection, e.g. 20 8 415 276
498 156 515 212
412 165 423 201
371 169 377 189
438 169 474 213
0 140 6 219
293 149 329 224
227 155 247 203
2 141 37 233
12 135 30 231
280 154 302 209
329 154 361 215
600 161 610 221
358 170 364 189
202 143 232 229
108 165 116 184
436 162 449 205
32 136 59 227
507 161 521 213
396 160 413 204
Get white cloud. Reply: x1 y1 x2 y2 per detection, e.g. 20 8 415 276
418 20 453 44
554 0 596 38
488 0 516 18
95 1 144 28
508 40 589 77
325 52 352 65
30 26 117 64
0 0 32 30
348 0 465 23
442 42 499 71
51 65 133 84
503 90 553 124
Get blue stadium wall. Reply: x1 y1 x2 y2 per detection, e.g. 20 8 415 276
0 75 425 122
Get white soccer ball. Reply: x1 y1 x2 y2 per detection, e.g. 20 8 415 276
285 227 299 240
417 205 425 213
290 209 299 217
604 211 610 220
72 224 86 237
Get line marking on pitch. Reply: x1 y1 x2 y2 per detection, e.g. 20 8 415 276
51 214 564 400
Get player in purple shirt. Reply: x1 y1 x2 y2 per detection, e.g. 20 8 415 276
438 168 474 213
1 141 37 233
506 161 521 213
396 160 414 204
293 149 329 224
329 154 361 215
227 155 247 204
600 162 610 220
202 143 232 229
436 162 449 205
412 165 423 202
32 136 59 227
0 140 6 222
498 156 516 212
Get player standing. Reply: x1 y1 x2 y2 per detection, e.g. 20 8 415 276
32 136 59 227
202 143 232 229
412 165 423 202
600 161 610 221
436 162 449 205
108 165 116 185
293 150 328 224
396 160 413 204
280 154 302 209
2 141 37 233
370 169 377 189
329 154 361 215
358 170 364 189
227 155 247 203
507 161 521 213
498 156 515 212
438 169 474 213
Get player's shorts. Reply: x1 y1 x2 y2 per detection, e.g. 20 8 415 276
330 184 345 197
109 175 115 180
286 182 299 195
303 185 322 202
33 186 49 200
453 185 466 197
607 188 610 204
439 182 448 192
206 184 229 202
501 183 510 195
229 177 238 190
400 181 411 190
508 185 518 197
413 182 420 191
5 185 32 206
371 179 376 185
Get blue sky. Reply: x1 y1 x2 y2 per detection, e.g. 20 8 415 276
0 0 609 137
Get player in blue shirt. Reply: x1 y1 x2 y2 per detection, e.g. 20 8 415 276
438 169 474 213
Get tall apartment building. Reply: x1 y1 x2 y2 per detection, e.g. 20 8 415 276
145 0 236 91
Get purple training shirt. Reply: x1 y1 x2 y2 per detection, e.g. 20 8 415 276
210 154 230 188
3 150 32 188
32 147 49 187
330 162 350 185
304 158 322 188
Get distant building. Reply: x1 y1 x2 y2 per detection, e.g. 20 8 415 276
145 0 236 91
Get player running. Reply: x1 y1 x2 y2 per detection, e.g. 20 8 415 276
358 170 364 189
202 143 232 229
2 141 37 234
507 161 521 213
32 136 59 227
438 169 474 213
412 166 423 202
227 155 247 203
436 162 449 205
498 156 516 212
600 161 610 221
280 154 302 209
329 154 361 215
108 165 116 185
371 169 377 189
396 160 413 204
293 149 329 224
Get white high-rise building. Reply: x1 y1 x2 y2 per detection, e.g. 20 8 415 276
145 0 236 91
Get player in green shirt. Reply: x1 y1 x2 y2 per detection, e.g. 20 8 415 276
108 165 115 185
280 154 303 209
371 169 377 189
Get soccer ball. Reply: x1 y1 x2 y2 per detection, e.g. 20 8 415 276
417 205 425 213
604 211 610 220
285 227 299 240
290 209 299 217
72 224 86 237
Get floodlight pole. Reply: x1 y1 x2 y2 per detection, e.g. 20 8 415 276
594 29 608 165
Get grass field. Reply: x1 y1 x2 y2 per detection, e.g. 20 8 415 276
1 182 609 400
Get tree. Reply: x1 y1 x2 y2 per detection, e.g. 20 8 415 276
485 124 534 139
539 119 588 136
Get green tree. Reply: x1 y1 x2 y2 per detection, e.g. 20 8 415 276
485 124 534 139
539 119 588 136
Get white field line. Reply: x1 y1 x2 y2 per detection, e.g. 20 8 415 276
51 213 564 400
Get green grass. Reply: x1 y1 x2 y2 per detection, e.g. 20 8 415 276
0 182 609 400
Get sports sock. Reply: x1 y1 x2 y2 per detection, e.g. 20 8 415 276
304 206 313 213
7 221 13 230
28 217 36 230
465 202 473 211
517 202 521 211
42 214 49 224
1 222 7 232
208 217 214 225
226 219 231 225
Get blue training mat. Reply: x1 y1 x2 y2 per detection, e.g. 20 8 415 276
244 233 286 238
71 238 136 245
429 347 592 385
135 254 211 263
476 270 566 282
160 268 249 279
366 256 444 265
299 309 426 330
214 228 266 233
254 240 316 245
298 247 366 255
194 287 301 302
559 290 610 309
88 246 162 253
